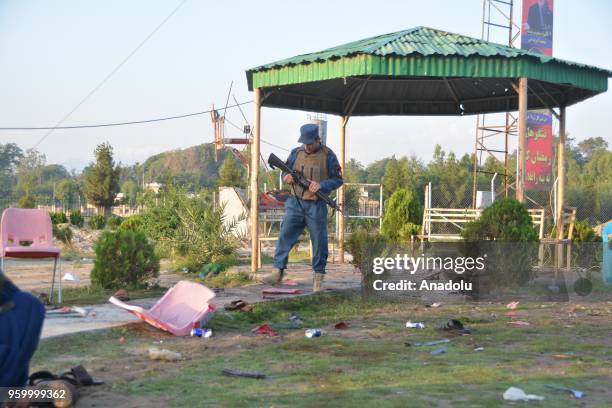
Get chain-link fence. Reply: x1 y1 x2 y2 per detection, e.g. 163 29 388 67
0 196 141 218
424 179 610 239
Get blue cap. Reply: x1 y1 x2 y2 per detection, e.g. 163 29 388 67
298 123 319 144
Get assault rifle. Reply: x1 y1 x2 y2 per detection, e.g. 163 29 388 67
267 153 342 213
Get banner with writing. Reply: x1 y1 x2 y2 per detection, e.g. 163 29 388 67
522 0 554 190
521 0 554 55
525 110 553 190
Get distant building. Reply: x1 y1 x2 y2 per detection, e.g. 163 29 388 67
145 182 162 194
357 187 379 217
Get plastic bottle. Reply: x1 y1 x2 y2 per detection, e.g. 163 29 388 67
191 328 212 338
406 321 425 329
305 329 322 338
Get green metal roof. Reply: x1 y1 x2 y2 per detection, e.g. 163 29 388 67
245 27 611 116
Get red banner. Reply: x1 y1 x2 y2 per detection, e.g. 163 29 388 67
525 110 553 190
522 0 554 190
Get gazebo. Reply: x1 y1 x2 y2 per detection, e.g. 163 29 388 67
245 26 612 272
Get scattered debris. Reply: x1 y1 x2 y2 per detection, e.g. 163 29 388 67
502 387 544 401
544 384 585 399
283 279 299 286
437 319 471 334
426 302 441 308
474 347 485 352
222 368 267 379
430 347 448 355
113 288 129 301
62 272 80 282
224 300 253 312
252 323 279 337
46 306 88 318
262 288 303 295
506 301 519 310
406 321 426 329
508 321 531 326
305 329 322 338
552 353 575 359
190 328 213 338
289 312 303 329
413 339 450 347
119 336 125 344
148 348 183 361
334 321 351 330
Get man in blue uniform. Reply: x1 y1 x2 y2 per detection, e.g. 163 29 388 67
270 123 343 292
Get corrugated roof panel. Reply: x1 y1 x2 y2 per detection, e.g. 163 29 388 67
250 26 610 75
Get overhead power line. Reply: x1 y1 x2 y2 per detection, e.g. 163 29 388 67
0 101 252 131
32 0 190 148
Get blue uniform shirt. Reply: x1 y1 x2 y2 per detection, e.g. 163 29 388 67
283 146 343 194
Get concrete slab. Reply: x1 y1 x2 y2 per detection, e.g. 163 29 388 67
40 262 361 338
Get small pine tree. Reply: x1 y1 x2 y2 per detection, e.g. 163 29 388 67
218 156 244 187
381 188 422 242
84 143 120 217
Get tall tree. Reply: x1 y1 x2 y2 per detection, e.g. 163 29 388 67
55 179 81 204
578 137 608 162
0 143 23 196
218 156 244 187
84 142 121 216
16 148 46 197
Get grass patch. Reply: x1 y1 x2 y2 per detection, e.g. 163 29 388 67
32 291 612 406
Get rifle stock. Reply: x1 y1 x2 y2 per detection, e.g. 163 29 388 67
267 153 341 212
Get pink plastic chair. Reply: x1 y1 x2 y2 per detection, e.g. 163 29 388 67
109 280 216 336
1 208 62 303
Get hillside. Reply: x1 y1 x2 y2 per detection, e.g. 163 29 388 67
141 143 245 190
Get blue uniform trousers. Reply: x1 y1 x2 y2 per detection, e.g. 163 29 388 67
274 196 328 274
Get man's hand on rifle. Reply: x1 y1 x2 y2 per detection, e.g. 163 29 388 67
283 174 294 184
308 180 321 193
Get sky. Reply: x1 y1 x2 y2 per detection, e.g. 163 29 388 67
0 0 611 172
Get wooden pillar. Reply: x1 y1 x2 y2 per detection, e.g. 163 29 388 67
250 88 261 272
517 77 528 203
338 116 347 263
556 106 566 240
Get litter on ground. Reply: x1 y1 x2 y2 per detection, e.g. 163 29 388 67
148 348 183 362
502 387 544 401
222 368 267 379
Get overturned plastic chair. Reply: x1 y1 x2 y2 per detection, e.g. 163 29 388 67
0 208 62 304
109 280 216 336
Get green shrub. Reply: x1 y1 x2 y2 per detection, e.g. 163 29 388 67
69 210 84 227
91 230 159 289
107 215 123 230
49 212 68 224
381 188 422 242
573 220 601 243
119 214 144 232
140 184 240 269
52 224 73 244
462 198 539 292
462 198 539 242
88 214 106 230
345 230 389 294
